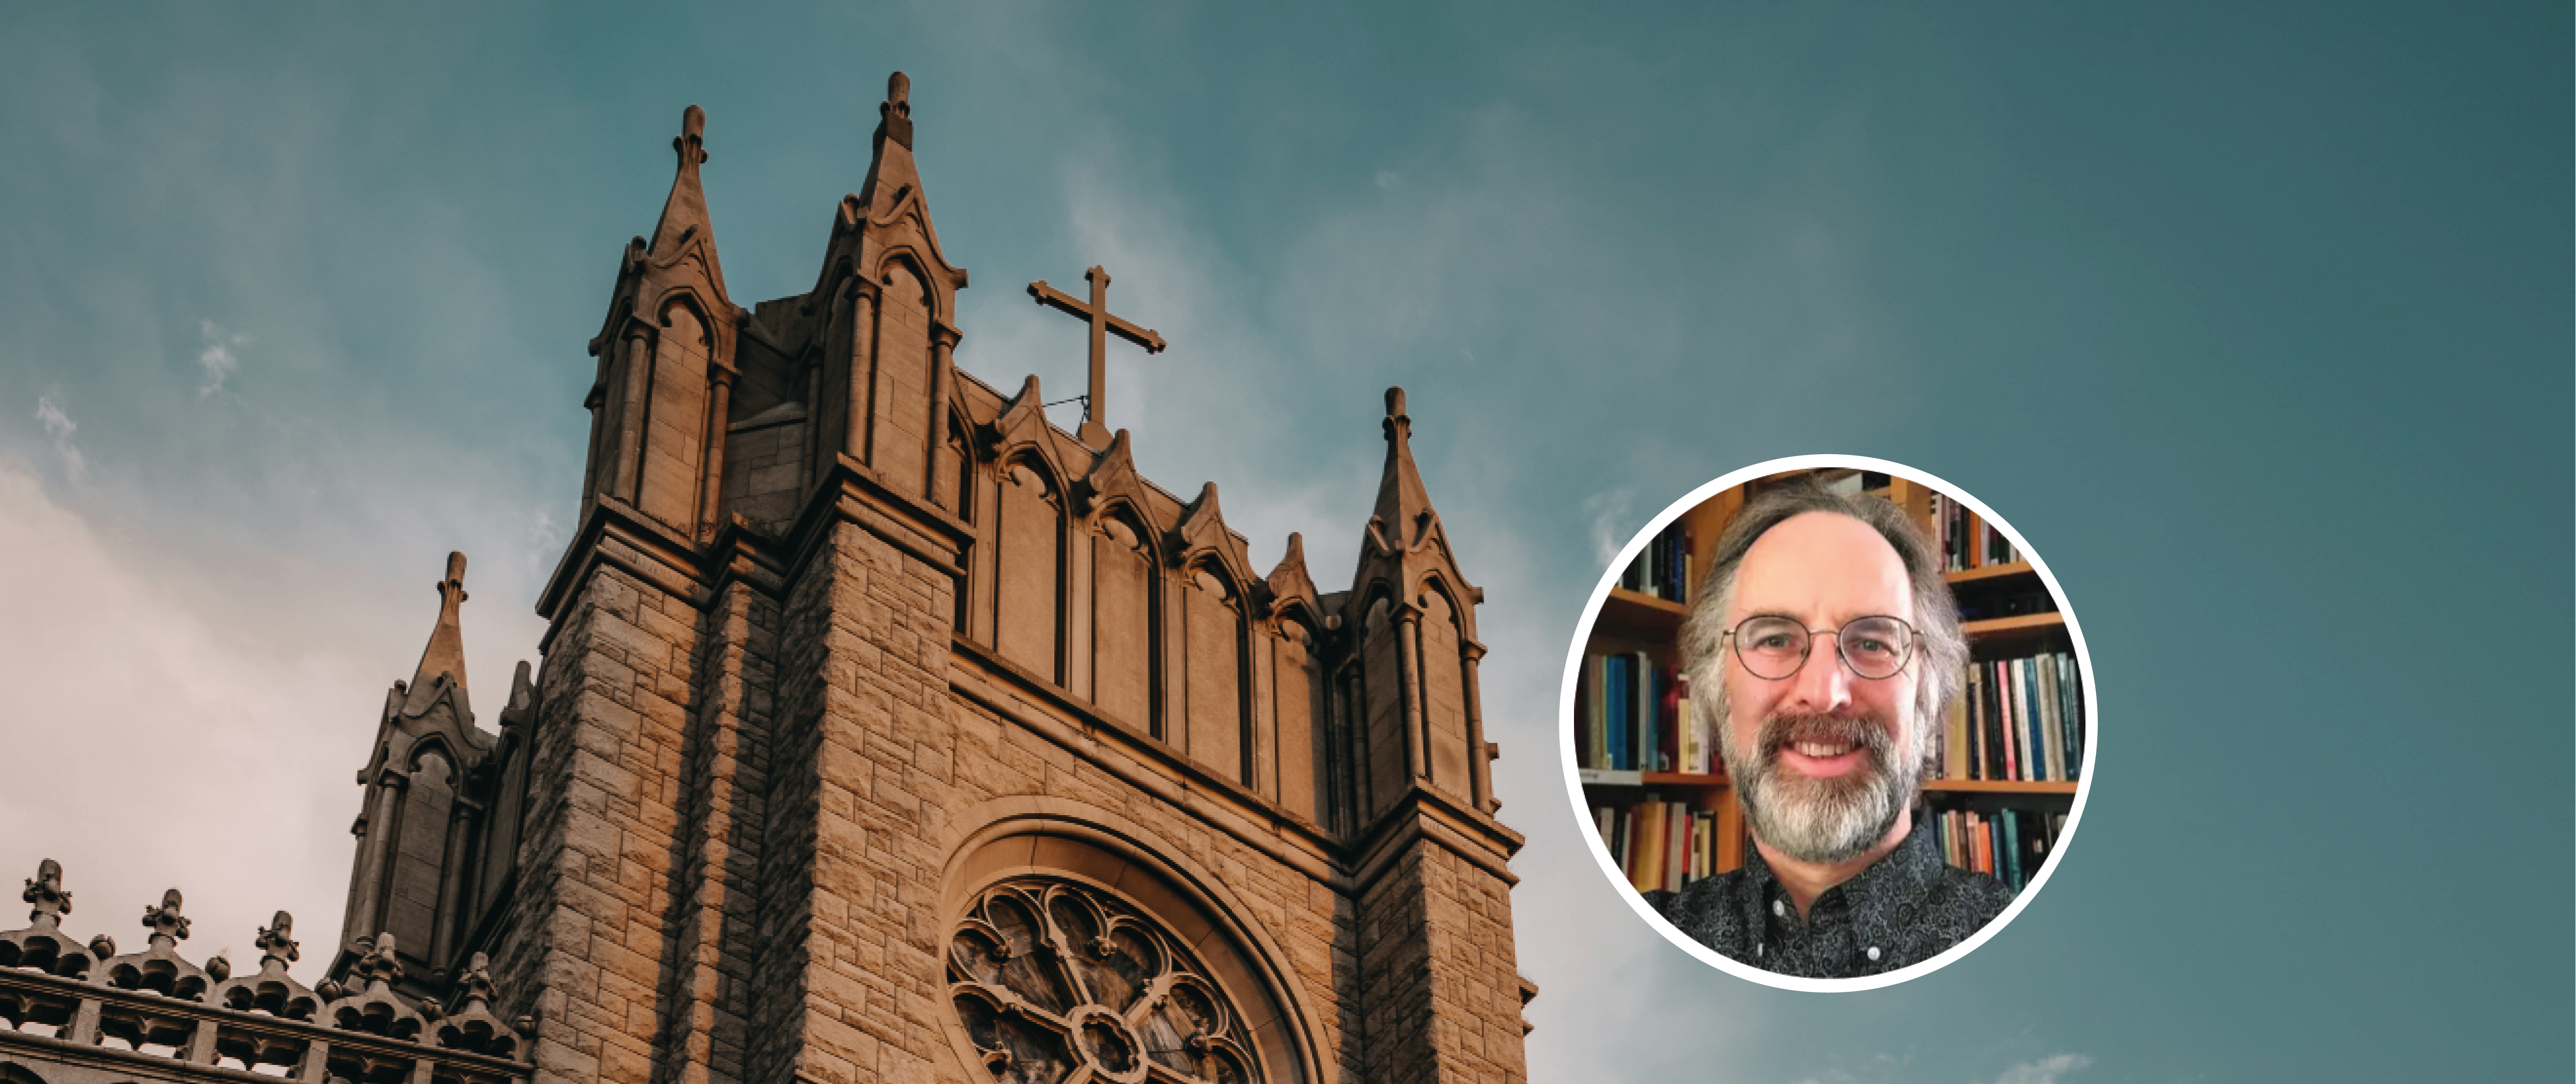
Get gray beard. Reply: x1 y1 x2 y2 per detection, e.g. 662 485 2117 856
1720 711 1919 864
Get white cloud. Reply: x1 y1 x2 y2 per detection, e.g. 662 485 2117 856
1584 485 1638 567
34 395 85 482
1986 1053 2093 1084
0 458 387 981
197 318 250 397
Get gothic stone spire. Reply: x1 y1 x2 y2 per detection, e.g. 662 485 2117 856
647 103 732 304
400 551 470 717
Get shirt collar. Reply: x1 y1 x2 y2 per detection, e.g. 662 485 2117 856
1740 807 1942 923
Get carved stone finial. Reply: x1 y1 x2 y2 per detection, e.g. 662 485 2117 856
454 951 497 1011
402 551 473 716
142 887 190 943
23 858 70 924
88 933 116 960
674 105 709 166
1382 386 1413 445
258 911 300 966
878 71 916 150
356 932 404 988
206 949 232 983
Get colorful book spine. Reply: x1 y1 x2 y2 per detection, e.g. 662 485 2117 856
1925 650 2085 783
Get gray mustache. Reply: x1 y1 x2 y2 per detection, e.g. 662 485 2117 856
1757 714 1893 758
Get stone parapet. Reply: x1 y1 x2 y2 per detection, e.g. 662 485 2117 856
0 862 530 1084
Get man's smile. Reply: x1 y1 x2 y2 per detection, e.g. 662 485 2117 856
1778 739 1870 778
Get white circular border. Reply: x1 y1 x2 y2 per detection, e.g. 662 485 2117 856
1556 454 2100 993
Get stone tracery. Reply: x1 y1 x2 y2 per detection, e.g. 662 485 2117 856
948 879 1259 1084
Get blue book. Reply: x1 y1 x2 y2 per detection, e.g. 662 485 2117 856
2001 810 2024 891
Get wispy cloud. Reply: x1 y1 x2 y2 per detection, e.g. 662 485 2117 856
34 396 85 482
1986 1053 2093 1084
0 459 389 986
1583 485 1638 568
197 319 250 397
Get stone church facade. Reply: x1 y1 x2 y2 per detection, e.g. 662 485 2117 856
0 75 1531 1084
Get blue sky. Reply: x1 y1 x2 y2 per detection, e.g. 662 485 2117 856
1 4 2567 1082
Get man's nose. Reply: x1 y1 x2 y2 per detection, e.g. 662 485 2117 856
1782 635 1856 714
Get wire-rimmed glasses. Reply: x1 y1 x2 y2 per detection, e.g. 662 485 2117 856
1722 615 1919 681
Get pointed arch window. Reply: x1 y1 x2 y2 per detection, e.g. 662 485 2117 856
995 461 1064 682
1416 587 1472 800
948 878 1262 1084
1090 512 1154 730
1182 565 1246 783
1267 616 1327 825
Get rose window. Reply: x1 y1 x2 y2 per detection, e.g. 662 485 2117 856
949 879 1261 1084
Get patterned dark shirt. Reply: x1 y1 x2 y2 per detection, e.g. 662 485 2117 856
1653 816 2014 979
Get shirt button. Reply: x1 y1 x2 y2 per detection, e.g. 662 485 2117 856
1866 946 1882 962
1772 899 1785 917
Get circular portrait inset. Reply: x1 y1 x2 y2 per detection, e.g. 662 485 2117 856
1558 456 2096 991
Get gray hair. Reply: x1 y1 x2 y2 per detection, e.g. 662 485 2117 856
1678 479 1967 753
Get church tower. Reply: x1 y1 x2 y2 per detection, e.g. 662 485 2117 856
337 75 1533 1084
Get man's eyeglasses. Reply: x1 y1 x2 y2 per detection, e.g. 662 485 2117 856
1722 615 1919 681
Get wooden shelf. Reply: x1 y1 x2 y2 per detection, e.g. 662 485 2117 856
1923 779 2077 795
1961 611 2064 636
1944 560 2035 584
1592 587 1689 646
1642 771 1727 786
1577 769 1728 788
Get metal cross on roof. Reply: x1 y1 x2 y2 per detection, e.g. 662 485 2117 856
1026 265 1167 448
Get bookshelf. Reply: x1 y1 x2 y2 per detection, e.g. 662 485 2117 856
1575 468 2085 896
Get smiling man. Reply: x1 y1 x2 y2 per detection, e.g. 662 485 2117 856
1656 480 2013 979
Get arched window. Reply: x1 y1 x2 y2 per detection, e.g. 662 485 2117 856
1090 513 1153 729
949 878 1263 1084
383 748 457 961
1268 618 1326 824
1359 596 1406 816
1182 565 1245 783
873 260 936 485
994 461 1063 682
1416 587 1472 801
639 301 712 532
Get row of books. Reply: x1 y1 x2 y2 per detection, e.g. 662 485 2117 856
1932 651 2085 783
1930 492 2019 572
1618 520 1694 602
1930 806 2064 893
1591 800 1735 894
1573 652 1714 774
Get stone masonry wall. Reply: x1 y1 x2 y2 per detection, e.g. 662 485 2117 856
511 564 701 1084
651 580 778 1084
1355 835 1525 1084
1355 845 1437 1084
1414 842 1526 1084
749 517 959 1084
512 511 1512 1084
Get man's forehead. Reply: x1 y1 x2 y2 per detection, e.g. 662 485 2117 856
1729 511 1914 621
